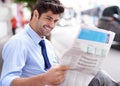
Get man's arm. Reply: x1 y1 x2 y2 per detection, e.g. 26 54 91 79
11 65 69 86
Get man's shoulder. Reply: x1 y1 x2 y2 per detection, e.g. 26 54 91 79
5 31 28 46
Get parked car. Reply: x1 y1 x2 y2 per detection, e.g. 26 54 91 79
97 5 120 43
0 3 13 75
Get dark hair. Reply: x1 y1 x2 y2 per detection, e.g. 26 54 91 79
31 0 64 19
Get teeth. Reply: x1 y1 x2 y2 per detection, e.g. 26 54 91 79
45 26 50 31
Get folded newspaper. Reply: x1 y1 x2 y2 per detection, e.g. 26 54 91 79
59 24 115 86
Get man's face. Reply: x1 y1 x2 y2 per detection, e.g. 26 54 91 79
35 10 60 38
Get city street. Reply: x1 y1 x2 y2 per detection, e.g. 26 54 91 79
1 24 120 82
51 25 120 82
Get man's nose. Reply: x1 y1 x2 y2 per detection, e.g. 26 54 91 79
51 21 55 26
49 21 55 28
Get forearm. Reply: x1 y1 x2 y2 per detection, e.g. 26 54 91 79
11 74 46 86
10 65 69 86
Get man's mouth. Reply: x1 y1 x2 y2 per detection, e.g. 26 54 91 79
44 26 51 32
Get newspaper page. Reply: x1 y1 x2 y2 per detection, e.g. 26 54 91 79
59 24 115 86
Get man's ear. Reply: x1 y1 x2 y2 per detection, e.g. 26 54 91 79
33 10 39 19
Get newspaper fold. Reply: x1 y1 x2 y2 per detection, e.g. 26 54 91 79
59 24 115 86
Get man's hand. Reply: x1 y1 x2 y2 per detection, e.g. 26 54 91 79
43 65 69 85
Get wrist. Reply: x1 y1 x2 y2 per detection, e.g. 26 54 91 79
39 73 47 85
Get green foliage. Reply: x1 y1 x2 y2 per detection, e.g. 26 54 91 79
14 0 36 3
13 0 37 10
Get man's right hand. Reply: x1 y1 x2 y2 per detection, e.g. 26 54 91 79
43 65 69 85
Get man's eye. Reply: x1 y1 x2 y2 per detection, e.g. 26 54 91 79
54 20 58 23
46 18 51 21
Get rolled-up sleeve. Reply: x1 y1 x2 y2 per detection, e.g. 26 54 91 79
0 38 27 86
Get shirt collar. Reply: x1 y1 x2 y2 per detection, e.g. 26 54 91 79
25 24 45 45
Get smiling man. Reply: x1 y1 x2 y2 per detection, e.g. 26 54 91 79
0 0 69 86
0 0 120 86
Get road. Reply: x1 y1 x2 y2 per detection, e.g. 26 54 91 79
51 25 120 82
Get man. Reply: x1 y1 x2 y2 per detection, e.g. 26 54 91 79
0 0 119 86
0 0 69 86
11 16 17 35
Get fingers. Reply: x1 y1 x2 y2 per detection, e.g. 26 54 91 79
52 73 66 85
44 64 69 85
52 65 68 85
60 65 70 71
53 64 70 71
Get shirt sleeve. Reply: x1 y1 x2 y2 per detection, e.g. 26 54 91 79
0 38 27 86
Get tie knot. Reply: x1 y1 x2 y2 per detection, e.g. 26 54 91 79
39 40 45 47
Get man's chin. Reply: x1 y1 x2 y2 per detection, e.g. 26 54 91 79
46 33 50 36
45 34 51 40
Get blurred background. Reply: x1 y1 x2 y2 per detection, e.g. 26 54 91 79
0 0 120 82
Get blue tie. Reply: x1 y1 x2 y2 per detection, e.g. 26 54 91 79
39 40 51 70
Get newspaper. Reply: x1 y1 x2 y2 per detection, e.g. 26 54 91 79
59 24 115 86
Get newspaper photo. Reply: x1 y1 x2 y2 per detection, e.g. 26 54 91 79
59 24 115 86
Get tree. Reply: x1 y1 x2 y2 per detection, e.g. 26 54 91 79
13 0 37 10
